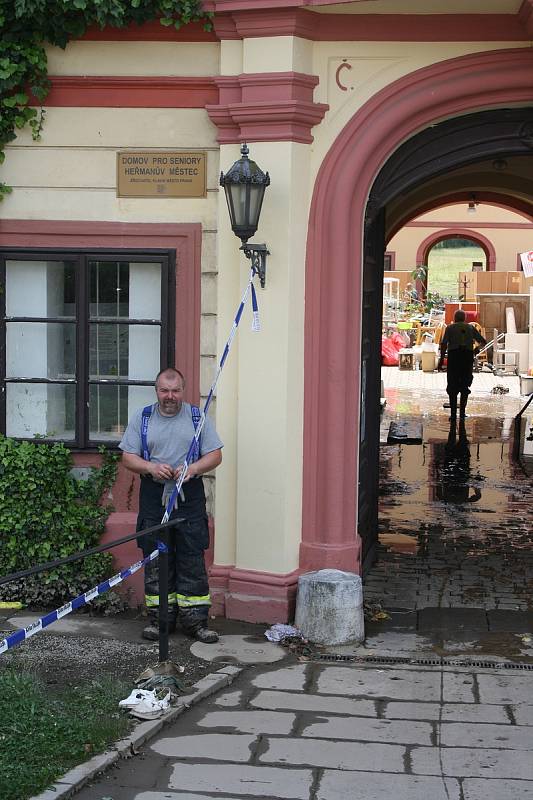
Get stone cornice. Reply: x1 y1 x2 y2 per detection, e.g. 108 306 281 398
206 71 328 144
209 4 529 42
28 76 218 108
77 3 532 42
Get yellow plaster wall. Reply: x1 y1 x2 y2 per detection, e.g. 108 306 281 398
309 40 526 184
243 36 313 73
46 41 220 76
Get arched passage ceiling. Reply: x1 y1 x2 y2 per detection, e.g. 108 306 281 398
386 155 533 241
367 107 533 242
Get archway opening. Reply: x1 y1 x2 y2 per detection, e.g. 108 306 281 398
427 237 487 297
362 110 533 643
302 50 533 635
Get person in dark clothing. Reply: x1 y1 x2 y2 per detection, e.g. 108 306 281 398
437 309 486 419
119 368 223 643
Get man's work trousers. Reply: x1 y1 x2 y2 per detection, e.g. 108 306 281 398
137 513 211 634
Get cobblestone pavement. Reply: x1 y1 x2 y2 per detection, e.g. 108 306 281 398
366 369 533 615
72 659 533 800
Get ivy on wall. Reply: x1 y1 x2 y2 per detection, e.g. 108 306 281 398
0 0 211 199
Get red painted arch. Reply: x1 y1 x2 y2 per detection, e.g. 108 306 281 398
300 47 533 573
416 229 496 271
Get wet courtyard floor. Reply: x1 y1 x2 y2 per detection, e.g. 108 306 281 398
363 369 533 659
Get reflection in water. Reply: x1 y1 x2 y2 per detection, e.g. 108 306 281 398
379 532 419 554
436 420 482 505
370 409 533 612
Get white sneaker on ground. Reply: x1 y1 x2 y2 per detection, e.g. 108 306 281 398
119 689 157 709
128 690 171 720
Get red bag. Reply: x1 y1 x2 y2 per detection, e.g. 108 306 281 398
382 336 400 366
390 332 408 350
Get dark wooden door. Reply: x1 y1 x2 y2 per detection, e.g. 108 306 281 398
358 207 385 572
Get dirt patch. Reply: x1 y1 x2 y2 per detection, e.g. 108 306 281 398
0 611 266 690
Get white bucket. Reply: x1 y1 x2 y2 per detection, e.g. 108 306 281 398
519 374 533 395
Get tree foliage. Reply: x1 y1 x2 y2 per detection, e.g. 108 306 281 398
0 0 210 198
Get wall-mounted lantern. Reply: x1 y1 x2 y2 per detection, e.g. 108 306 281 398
220 143 270 288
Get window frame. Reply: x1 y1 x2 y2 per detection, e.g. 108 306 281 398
0 247 176 449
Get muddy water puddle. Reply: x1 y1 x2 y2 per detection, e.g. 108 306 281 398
379 414 530 531
369 406 533 615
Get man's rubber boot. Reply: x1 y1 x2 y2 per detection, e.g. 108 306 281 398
192 626 219 644
142 612 159 641
142 609 177 640
449 394 458 421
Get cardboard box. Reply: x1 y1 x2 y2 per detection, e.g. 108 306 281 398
491 272 507 293
507 273 523 293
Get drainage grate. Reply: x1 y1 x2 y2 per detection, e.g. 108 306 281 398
313 653 533 670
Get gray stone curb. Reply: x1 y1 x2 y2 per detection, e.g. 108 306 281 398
29 665 244 800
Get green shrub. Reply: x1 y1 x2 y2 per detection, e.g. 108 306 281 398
0 436 119 608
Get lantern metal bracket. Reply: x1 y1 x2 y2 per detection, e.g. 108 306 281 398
241 243 269 288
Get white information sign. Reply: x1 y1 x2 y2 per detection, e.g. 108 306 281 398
519 251 533 278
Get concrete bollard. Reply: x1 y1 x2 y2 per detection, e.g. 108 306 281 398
295 569 364 646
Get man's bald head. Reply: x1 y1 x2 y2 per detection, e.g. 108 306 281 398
155 367 185 389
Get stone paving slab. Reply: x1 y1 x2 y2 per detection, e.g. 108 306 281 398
197 710 295 734
166 763 313 798
462 778 533 799
251 664 307 691
136 795 274 800
412 745 533 780
249 689 377 717
439 703 511 724
317 770 461 800
300 716 433 745
442 672 476 703
259 736 406 772
363 631 435 655
477 673 533 704
382 700 443 720
214 689 243 707
439 721 533 749
512 704 533 725
151 732 255 761
315 665 442 700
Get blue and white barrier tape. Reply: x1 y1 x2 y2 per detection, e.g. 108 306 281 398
162 268 260 524
0 548 159 655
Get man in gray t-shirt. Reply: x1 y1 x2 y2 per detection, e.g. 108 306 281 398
119 367 223 643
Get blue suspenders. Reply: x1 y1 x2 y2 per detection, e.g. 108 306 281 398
141 404 201 464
